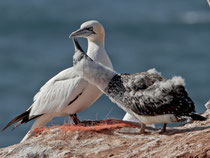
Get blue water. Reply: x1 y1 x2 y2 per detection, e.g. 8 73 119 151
0 0 210 148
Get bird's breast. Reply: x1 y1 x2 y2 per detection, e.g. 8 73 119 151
134 113 178 124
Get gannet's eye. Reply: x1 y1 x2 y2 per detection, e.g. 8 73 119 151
86 27 93 31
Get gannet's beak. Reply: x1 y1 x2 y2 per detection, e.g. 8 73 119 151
69 27 95 38
72 38 85 53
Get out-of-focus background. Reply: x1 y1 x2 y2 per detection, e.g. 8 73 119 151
0 0 209 147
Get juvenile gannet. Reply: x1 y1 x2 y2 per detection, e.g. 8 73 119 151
2 20 113 142
72 38 206 133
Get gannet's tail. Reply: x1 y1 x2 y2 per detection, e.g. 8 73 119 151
72 38 116 91
188 113 206 121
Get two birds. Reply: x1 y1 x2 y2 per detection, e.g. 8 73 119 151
2 20 134 142
2 20 206 141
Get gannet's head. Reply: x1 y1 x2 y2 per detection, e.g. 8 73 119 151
70 20 105 43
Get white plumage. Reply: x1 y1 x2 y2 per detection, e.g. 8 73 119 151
2 20 114 142
31 68 86 116
123 113 139 122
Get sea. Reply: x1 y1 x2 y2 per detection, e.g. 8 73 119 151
0 0 210 148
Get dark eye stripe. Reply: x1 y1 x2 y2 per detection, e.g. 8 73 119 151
86 27 93 31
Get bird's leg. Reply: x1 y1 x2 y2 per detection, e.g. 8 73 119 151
160 123 167 134
70 114 80 125
140 123 146 134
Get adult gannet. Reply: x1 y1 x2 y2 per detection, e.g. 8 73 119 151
2 20 113 142
70 20 137 123
72 38 206 133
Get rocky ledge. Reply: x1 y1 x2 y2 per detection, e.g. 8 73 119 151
0 110 210 158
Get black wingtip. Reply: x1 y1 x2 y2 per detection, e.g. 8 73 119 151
1 110 30 132
73 38 84 53
1 109 43 132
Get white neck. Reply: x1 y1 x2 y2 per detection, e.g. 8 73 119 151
87 39 113 70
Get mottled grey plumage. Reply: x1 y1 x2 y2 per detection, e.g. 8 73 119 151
106 73 194 119
73 38 206 133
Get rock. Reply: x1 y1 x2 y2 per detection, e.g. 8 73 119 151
0 112 210 158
